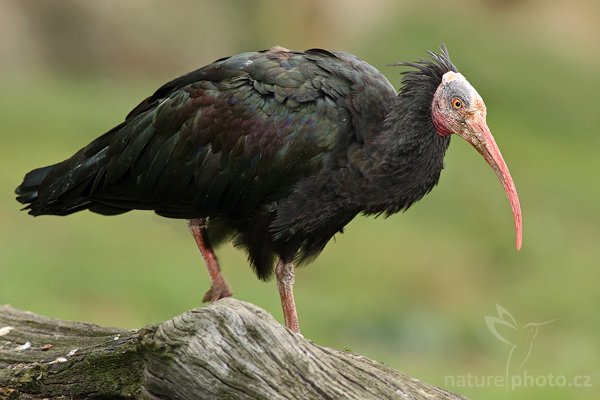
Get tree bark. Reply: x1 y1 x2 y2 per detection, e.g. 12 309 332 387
0 299 466 400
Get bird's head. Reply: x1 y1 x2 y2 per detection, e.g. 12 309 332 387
431 69 522 250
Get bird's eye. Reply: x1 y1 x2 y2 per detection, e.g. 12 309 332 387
452 98 463 109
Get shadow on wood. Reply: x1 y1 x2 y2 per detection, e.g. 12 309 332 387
0 299 466 399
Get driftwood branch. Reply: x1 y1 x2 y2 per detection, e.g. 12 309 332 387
0 299 465 400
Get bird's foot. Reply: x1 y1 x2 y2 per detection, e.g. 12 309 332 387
202 280 233 303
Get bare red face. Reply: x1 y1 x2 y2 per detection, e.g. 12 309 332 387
432 72 522 250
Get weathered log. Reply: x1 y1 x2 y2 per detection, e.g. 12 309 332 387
0 299 466 399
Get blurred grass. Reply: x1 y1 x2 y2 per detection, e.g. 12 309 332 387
1 3 599 399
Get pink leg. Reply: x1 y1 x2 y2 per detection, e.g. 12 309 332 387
188 219 233 303
275 259 300 333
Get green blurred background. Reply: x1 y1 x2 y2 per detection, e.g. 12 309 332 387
1 1 598 398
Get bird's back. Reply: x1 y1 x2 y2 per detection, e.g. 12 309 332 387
18 48 395 218
16 47 397 276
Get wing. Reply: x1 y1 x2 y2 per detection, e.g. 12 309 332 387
26 48 369 218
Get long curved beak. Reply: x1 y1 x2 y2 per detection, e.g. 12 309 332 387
458 112 522 250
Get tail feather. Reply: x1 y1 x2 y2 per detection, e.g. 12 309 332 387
15 164 57 211
16 125 135 217
16 156 123 217
16 160 128 216
16 160 120 216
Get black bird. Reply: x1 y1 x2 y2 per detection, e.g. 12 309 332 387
16 46 522 333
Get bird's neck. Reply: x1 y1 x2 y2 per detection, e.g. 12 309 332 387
357 95 451 215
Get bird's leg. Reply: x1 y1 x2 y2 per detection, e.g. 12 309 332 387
275 258 300 333
188 218 233 303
